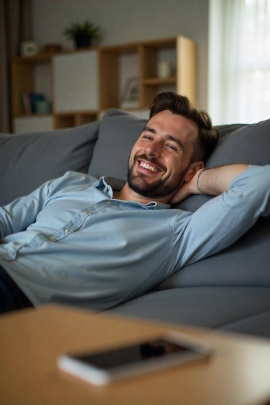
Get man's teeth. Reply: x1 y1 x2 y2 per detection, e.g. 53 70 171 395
140 162 158 172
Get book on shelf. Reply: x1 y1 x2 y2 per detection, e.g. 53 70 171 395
21 92 46 115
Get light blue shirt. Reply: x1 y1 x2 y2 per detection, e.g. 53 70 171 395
0 166 269 311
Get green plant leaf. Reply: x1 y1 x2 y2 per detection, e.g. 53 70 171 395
63 20 101 40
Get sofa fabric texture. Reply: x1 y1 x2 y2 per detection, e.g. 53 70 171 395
88 110 147 180
1 109 270 339
0 122 99 206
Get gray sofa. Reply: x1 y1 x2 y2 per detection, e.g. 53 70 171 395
1 109 270 339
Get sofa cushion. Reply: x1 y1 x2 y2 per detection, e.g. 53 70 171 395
88 109 147 180
0 122 99 206
155 216 270 290
108 286 270 338
175 119 270 212
220 308 270 338
208 120 269 167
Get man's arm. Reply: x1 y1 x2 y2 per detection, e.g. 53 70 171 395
172 165 270 269
0 174 67 239
0 188 49 239
171 164 249 204
0 171 94 239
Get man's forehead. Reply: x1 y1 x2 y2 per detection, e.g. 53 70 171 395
146 111 198 138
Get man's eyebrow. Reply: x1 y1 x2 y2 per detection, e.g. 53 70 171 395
143 126 156 134
143 126 184 152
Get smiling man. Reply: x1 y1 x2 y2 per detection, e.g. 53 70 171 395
0 92 270 314
117 109 205 203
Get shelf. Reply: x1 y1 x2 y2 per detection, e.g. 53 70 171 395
99 45 139 110
11 55 53 118
143 77 176 85
14 114 53 119
11 36 196 132
54 111 99 129
12 54 54 64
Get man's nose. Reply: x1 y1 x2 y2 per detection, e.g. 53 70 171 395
145 139 162 157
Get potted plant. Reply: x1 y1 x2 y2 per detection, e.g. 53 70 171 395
63 20 100 49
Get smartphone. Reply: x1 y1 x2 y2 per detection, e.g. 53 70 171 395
57 332 212 386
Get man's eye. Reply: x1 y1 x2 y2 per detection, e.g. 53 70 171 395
167 144 177 151
143 135 152 140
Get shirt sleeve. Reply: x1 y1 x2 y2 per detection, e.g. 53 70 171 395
174 165 270 268
0 173 70 238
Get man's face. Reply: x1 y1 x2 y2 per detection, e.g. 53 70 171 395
128 110 200 200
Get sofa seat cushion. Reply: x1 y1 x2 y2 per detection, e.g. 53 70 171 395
108 286 270 338
220 309 270 338
0 122 99 206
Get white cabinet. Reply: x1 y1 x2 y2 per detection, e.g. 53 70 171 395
14 116 54 134
53 51 99 113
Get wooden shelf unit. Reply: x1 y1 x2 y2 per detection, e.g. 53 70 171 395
99 43 139 110
11 36 196 132
99 36 196 111
139 36 196 108
54 111 99 129
11 54 53 117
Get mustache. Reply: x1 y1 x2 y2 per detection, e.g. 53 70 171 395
133 154 166 172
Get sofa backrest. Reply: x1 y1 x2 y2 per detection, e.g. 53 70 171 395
1 108 270 209
88 109 270 214
0 122 99 206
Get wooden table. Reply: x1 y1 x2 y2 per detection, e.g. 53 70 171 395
1 305 270 405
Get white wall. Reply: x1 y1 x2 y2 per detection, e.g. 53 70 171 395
31 0 209 109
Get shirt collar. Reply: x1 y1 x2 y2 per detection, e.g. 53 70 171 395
97 176 171 210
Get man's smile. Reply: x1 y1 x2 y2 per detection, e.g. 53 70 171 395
134 157 165 176
139 160 160 173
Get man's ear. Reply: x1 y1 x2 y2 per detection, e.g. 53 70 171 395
184 161 204 182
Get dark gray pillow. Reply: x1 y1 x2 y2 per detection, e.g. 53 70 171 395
175 119 270 212
0 122 99 206
88 109 147 180
207 120 270 167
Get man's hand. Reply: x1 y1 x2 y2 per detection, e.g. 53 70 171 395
170 170 201 204
170 164 249 205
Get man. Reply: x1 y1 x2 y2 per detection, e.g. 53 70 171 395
0 92 269 314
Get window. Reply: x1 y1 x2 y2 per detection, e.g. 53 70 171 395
208 0 270 124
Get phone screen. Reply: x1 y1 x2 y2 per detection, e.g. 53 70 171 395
58 334 212 385
72 338 199 370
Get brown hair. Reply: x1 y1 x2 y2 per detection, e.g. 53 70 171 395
149 92 219 163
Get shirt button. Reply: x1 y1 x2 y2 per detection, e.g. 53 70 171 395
49 235 56 241
64 228 70 233
107 201 112 205
83 210 88 215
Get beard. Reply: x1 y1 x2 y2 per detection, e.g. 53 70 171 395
127 155 188 199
